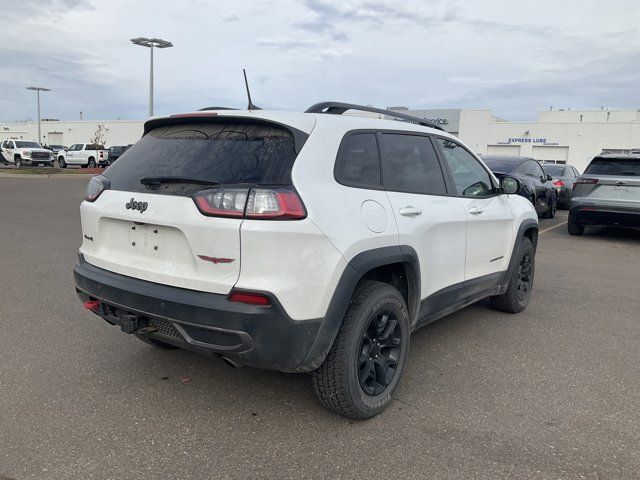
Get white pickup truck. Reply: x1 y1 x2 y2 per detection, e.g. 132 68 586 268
57 144 109 168
1 139 54 167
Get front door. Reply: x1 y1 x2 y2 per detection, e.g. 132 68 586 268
435 137 515 284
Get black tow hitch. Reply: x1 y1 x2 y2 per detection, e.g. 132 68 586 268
116 312 151 334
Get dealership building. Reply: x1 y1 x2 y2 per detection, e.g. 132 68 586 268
2 108 640 172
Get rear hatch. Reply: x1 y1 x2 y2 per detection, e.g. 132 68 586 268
79 115 310 294
573 156 640 207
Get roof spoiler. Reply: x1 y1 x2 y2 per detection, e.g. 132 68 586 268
305 101 444 131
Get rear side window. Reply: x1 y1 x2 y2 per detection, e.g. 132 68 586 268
105 122 299 195
381 134 447 195
585 158 640 176
335 133 381 188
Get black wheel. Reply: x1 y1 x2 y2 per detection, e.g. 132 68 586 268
136 335 177 350
490 237 534 313
58 157 67 168
567 212 584 235
312 280 410 420
543 195 557 218
87 158 96 168
14 156 22 169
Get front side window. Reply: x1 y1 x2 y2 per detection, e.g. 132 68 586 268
524 161 539 178
381 134 447 195
335 133 381 188
437 138 493 197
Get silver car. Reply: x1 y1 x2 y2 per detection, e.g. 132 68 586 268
569 154 640 235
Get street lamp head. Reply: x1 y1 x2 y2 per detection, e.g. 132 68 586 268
26 86 51 92
130 37 173 48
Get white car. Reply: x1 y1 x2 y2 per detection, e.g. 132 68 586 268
1 139 54 167
74 102 538 419
57 143 109 168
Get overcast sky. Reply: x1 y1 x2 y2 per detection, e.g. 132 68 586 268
1 0 639 122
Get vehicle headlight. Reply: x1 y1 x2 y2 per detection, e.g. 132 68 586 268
23 150 31 157
49 152 54 160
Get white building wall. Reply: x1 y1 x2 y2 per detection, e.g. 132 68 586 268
0 120 144 147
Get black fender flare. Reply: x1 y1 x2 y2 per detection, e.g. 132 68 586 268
298 245 420 372
500 219 538 287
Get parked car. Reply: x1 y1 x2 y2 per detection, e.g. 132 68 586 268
46 144 68 159
0 139 54 167
568 154 640 235
57 143 109 168
107 145 132 164
74 102 538 419
482 155 557 218
541 163 581 209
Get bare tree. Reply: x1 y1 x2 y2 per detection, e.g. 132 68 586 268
90 124 107 146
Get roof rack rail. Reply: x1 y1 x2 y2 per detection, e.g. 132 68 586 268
305 101 444 131
199 107 238 111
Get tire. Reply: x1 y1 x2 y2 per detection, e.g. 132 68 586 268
567 212 585 235
312 280 410 420
490 237 534 314
543 195 557 218
136 335 177 350
87 158 96 168
14 156 22 169
58 157 67 168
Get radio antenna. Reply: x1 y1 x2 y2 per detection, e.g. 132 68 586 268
243 69 261 110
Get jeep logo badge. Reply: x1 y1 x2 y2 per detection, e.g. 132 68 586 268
125 198 148 213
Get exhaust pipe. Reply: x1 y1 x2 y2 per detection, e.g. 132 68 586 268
222 357 242 368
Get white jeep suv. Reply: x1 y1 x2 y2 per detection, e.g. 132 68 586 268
74 103 538 419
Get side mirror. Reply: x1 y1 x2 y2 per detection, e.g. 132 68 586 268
546 174 553 182
500 176 520 195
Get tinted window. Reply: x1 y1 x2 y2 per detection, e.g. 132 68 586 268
381 134 446 195
15 141 41 148
437 138 493 196
584 157 640 176
542 165 566 177
335 133 381 188
524 161 539 177
514 164 526 175
481 157 517 173
106 122 299 195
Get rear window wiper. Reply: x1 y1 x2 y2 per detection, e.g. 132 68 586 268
140 176 220 186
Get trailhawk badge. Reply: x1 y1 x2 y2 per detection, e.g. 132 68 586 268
125 198 148 213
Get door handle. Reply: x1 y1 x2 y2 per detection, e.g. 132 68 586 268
399 206 422 217
468 207 484 215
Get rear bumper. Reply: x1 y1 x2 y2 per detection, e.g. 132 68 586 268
571 205 640 228
74 255 322 372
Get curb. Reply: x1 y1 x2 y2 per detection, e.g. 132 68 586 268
0 172 93 178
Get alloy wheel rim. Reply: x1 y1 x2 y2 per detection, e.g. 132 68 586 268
358 310 402 396
516 253 532 301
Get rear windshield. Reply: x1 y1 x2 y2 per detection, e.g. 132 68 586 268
584 158 640 176
480 157 517 173
105 122 298 194
542 165 566 176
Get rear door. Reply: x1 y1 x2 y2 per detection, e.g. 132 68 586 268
79 119 304 294
435 137 515 282
381 133 468 299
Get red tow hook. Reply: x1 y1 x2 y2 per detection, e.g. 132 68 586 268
83 300 100 312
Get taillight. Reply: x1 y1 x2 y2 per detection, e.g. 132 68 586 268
228 290 271 306
194 188 248 218
84 175 110 202
193 187 306 220
83 300 100 312
553 180 565 187
573 178 598 190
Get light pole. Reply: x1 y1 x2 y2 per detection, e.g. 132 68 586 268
130 37 173 117
26 86 50 145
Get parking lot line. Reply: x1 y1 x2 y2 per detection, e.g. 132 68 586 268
539 220 568 234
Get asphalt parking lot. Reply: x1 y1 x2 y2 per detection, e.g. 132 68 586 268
1 176 638 480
